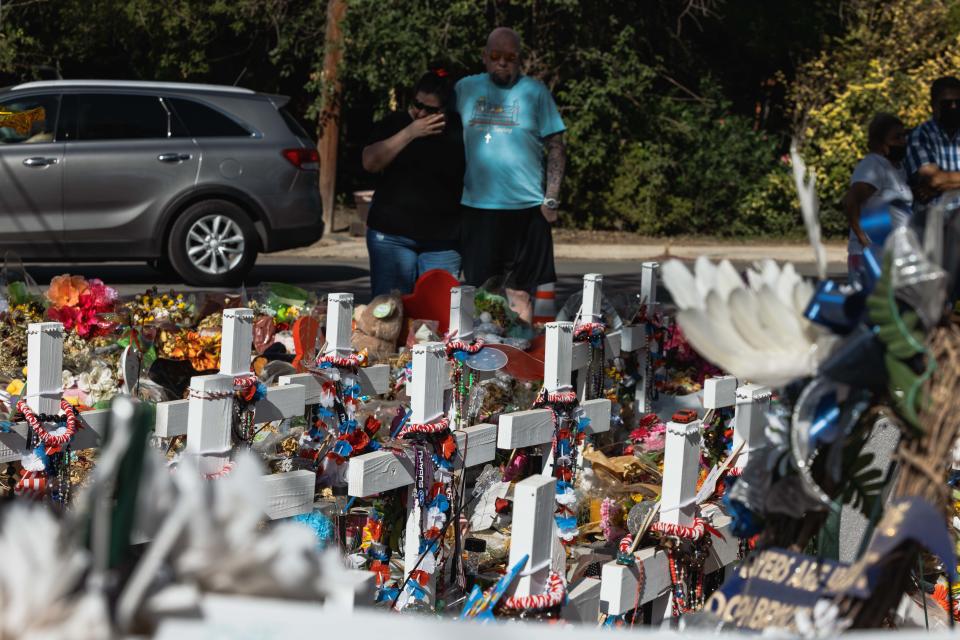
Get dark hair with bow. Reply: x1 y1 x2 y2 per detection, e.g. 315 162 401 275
412 66 453 106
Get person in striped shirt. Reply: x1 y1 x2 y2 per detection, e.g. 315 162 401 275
905 76 960 300
905 76 960 209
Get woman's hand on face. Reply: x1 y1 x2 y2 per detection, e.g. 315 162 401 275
407 113 445 138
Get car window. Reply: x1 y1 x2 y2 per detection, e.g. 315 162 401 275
167 98 251 137
0 94 59 144
72 94 169 141
279 106 313 142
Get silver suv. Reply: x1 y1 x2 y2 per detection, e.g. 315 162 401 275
0 80 323 285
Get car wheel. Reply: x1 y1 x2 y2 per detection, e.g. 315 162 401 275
167 200 258 286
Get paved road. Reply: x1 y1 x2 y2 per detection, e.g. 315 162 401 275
20 254 843 306
20 256 648 305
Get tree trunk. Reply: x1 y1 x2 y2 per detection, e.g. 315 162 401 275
318 0 346 233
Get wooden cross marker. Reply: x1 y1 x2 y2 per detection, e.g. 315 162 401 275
599 409 739 621
185 373 234 477
27 322 64 415
0 322 112 463
1 320 312 520
732 383 771 469
219 308 253 376
449 285 475 341
498 323 611 467
324 293 353 358
660 415 702 527
703 375 738 413
279 293 390 402
347 342 497 606
505 475 556 599
635 261 659 414
579 273 604 324
155 309 306 440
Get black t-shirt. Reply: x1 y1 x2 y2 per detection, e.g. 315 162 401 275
365 111 465 243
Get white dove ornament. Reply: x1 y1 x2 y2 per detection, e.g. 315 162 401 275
662 258 837 388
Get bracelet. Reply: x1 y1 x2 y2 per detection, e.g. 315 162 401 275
499 570 566 611
396 417 450 439
651 517 707 541
316 351 367 368
533 388 577 407
16 399 80 448
573 321 606 341
444 337 484 356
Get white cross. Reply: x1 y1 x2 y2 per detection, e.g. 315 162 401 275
154 309 308 443
598 406 743 622
153 309 313 519
347 341 497 607
484 132 492 144
448 285 475 342
733 383 771 469
279 292 391 402
634 261 660 414
497 322 611 473
0 322 112 462
504 475 556 599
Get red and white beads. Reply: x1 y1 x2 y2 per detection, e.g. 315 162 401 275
499 570 566 612
16 398 81 449
396 417 451 439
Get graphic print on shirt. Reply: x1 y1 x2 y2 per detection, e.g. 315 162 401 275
469 97 520 128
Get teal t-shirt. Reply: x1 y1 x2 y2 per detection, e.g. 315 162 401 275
455 73 566 209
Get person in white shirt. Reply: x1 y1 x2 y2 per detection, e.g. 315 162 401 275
842 112 912 282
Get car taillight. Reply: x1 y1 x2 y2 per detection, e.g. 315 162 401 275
283 148 319 171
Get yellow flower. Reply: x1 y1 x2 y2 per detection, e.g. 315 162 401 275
6 379 24 396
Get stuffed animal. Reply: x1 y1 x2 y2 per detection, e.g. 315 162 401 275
352 294 404 362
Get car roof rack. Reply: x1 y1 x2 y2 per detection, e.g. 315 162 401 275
8 80 257 95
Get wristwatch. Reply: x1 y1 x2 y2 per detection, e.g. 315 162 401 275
543 197 559 210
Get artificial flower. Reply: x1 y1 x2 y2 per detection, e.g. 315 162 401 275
160 330 221 371
45 274 88 308
77 364 117 406
45 275 117 339
5 379 23 396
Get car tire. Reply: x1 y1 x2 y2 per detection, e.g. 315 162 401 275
167 200 258 286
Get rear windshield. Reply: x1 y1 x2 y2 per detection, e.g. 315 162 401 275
279 107 314 142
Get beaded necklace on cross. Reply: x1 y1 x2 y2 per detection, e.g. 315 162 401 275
15 398 83 503
305 350 380 469
532 387 591 545
395 416 459 609
574 321 606 400
444 337 483 429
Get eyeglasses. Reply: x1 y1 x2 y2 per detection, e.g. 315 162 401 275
488 50 518 63
412 99 443 115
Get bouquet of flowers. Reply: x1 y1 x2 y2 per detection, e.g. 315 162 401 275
45 274 117 338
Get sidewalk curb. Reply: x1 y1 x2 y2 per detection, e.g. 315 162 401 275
273 235 848 265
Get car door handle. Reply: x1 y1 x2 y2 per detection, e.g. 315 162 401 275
22 157 58 167
157 153 192 163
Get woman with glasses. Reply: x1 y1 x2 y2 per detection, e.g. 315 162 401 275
362 69 465 297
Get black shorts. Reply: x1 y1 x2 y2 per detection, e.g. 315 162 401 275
460 206 556 292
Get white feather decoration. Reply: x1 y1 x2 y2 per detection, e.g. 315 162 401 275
662 258 838 387
790 141 828 280
0 506 110 640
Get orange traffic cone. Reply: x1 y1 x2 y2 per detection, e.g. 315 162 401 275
533 282 557 325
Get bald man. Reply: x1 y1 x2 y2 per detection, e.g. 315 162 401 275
455 27 566 322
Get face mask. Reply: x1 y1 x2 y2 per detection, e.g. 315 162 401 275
887 144 906 163
940 105 960 130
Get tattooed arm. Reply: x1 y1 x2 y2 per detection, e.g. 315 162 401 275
541 132 566 223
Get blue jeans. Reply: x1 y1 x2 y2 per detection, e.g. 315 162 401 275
366 229 461 297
